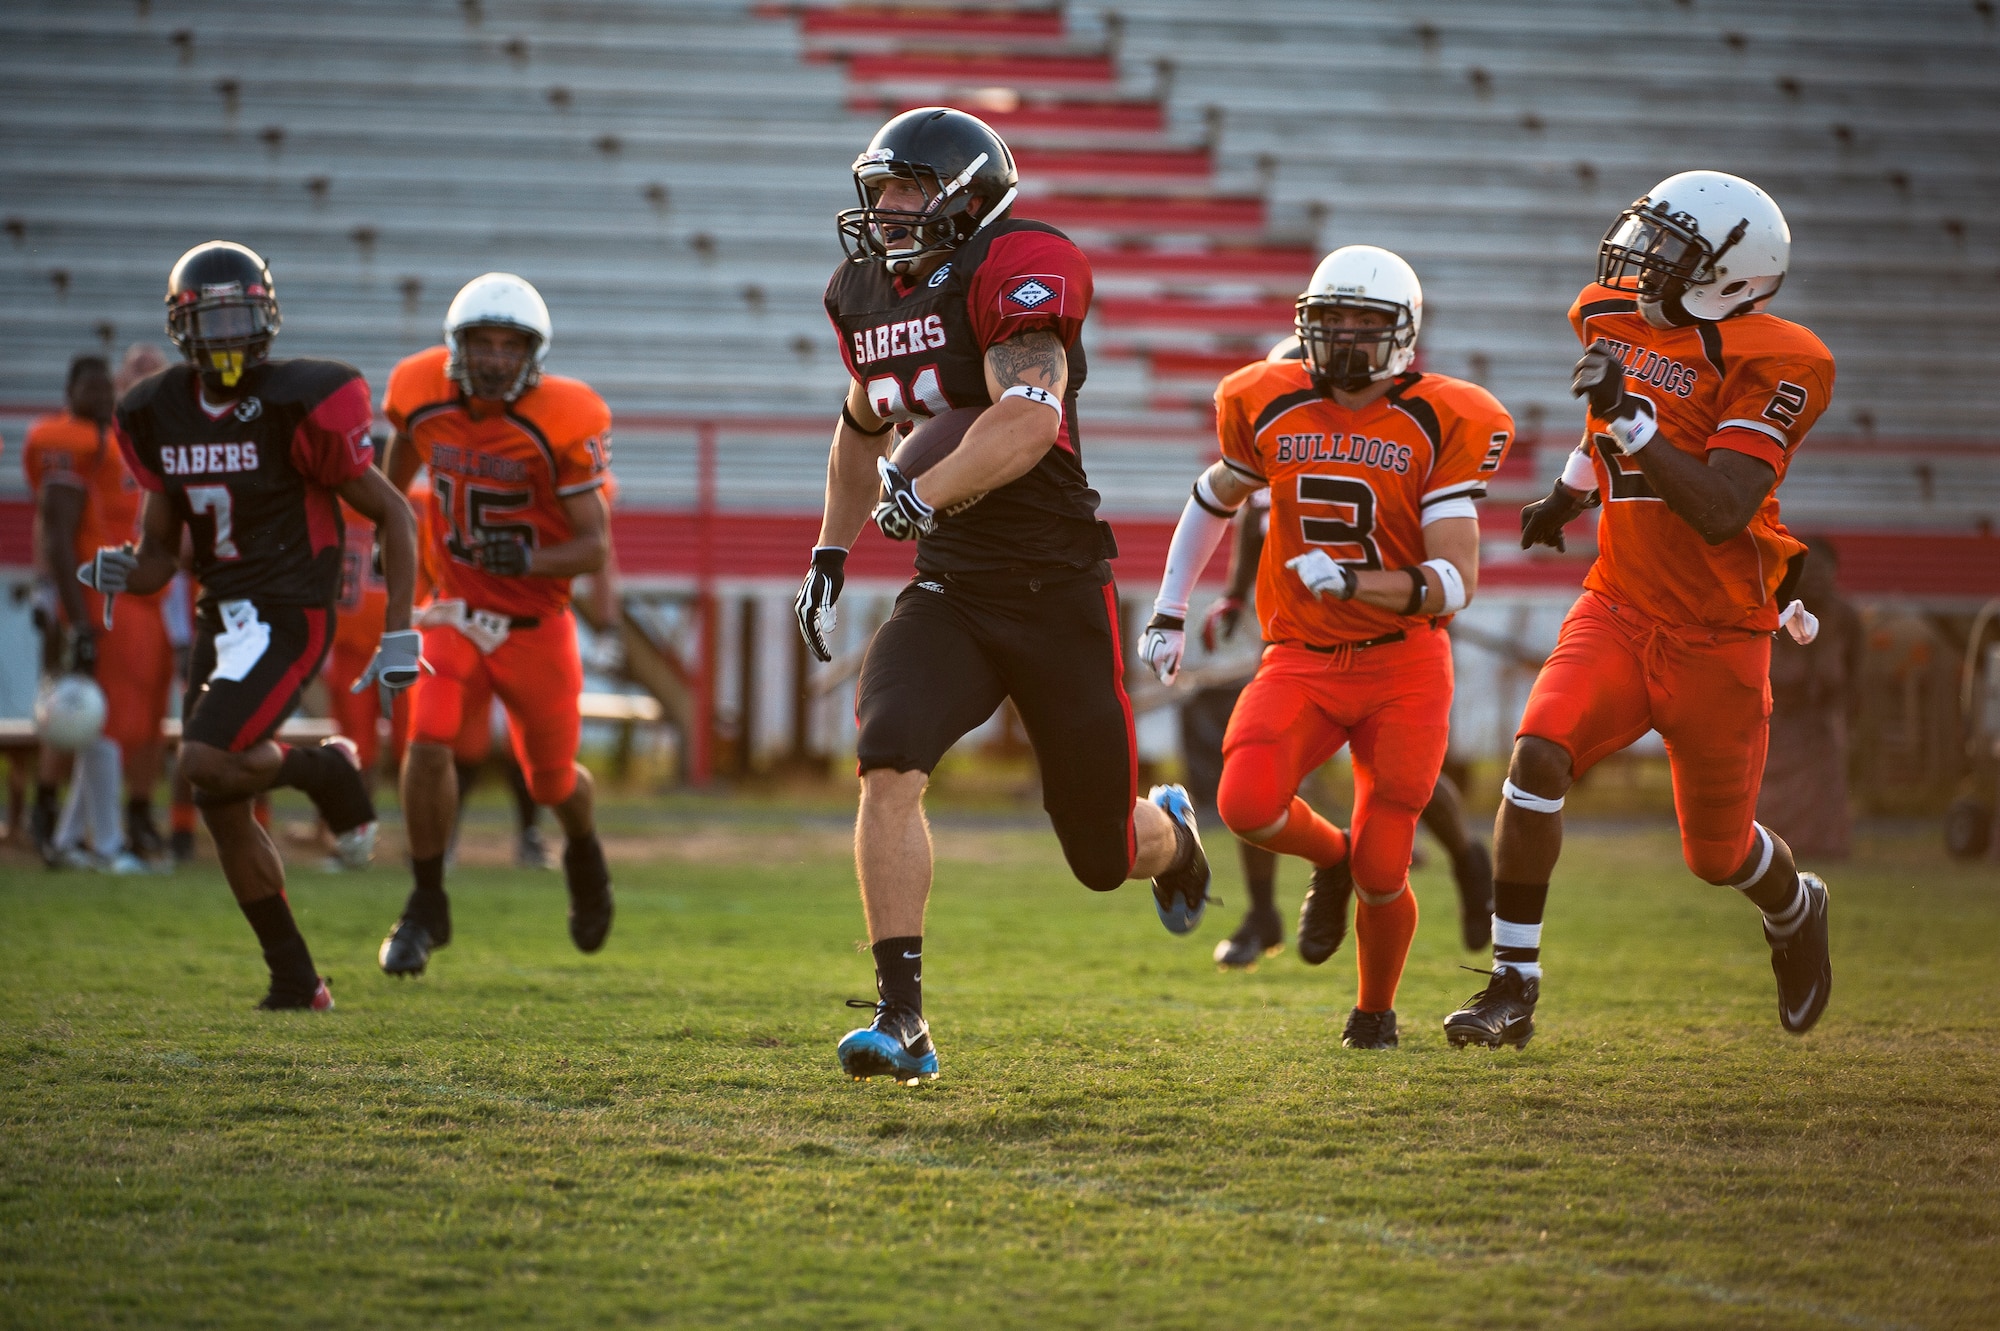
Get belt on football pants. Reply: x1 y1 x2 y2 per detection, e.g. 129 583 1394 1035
470 611 540 629
1284 628 1408 654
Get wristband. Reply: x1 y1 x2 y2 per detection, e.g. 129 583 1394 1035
999 384 1063 426
1605 402 1657 453
1421 557 1467 613
841 401 893 437
1560 444 1599 492
1399 567 1427 616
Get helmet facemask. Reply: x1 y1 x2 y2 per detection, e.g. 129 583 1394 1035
1597 198 1753 319
168 285 280 394
1294 296 1415 394
447 322 544 402
837 152 990 275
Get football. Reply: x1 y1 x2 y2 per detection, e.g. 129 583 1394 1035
35 673 107 751
889 405 989 515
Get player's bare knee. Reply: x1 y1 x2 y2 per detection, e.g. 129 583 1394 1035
860 766 928 812
1507 738 1574 802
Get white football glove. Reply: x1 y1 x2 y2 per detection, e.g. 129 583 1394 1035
1778 599 1820 645
1285 550 1359 600
77 543 139 630
1138 613 1186 685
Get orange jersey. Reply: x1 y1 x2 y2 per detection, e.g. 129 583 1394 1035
383 345 611 620
22 412 143 570
1215 362 1513 646
332 498 388 652
1570 283 1835 631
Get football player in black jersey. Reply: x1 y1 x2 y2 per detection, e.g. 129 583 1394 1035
79 242 420 1011
795 109 1214 1084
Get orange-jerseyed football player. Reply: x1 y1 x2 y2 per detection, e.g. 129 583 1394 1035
1140 245 1513 1050
377 272 614 976
321 495 413 796
24 353 174 869
1444 171 1837 1050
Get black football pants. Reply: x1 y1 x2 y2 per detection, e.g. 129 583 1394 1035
855 565 1139 891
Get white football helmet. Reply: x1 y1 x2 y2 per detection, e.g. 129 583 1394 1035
36 674 107 751
1598 171 1789 323
1294 245 1423 393
444 272 552 400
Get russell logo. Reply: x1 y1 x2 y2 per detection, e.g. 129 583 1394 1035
233 396 263 422
928 263 952 288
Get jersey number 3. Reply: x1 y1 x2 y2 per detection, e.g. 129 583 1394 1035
1297 475 1383 569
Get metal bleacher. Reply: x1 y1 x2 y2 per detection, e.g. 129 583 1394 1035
3 0 1996 527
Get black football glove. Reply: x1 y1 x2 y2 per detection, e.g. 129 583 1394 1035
794 546 846 664
1199 595 1245 653
473 538 533 577
872 457 936 543
1519 481 1597 553
1571 340 1631 418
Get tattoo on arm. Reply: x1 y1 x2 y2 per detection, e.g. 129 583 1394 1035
985 330 1068 396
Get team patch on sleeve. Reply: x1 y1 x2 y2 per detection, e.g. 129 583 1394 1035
1002 275 1066 315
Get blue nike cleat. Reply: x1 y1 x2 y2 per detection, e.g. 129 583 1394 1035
1149 783 1212 935
837 999 939 1084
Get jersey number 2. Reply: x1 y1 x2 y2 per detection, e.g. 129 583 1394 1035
1297 475 1383 569
186 483 240 558
1590 433 1661 502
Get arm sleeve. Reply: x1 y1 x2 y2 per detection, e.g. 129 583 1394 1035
964 231 1093 352
290 374 376 488
555 394 614 498
1707 355 1833 470
1421 390 1513 525
1214 377 1267 484
110 416 164 493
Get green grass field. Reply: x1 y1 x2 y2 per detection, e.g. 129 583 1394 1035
2 813 1996 1329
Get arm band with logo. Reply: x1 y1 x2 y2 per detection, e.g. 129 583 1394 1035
999 383 1063 426
841 401 893 437
1421 557 1468 613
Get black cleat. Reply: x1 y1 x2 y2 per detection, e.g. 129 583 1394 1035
1444 965 1539 1048
563 835 614 953
170 828 196 865
1296 856 1353 965
378 918 435 977
1453 841 1495 951
1342 1007 1399 1049
1769 872 1831 1034
837 999 939 1083
258 975 333 1011
1213 907 1284 969
31 800 59 868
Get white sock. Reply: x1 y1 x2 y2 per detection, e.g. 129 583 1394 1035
1492 917 1543 979
1756 878 1810 938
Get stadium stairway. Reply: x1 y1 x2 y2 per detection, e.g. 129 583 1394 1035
1 0 1996 768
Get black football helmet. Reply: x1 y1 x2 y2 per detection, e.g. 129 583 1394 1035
165 240 281 392
837 108 1018 274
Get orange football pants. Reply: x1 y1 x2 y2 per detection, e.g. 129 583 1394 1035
410 612 582 805
1218 627 1453 898
84 588 172 752
322 638 413 775
1518 590 1771 883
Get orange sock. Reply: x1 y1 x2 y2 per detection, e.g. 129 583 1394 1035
170 801 198 834
1354 883 1418 1013
1258 797 1348 867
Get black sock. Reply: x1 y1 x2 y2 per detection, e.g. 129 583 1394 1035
1241 843 1277 915
240 893 317 991
562 833 608 895
407 853 448 930
1492 878 1549 977
871 936 924 1016
275 744 374 834
505 763 538 831
34 782 57 815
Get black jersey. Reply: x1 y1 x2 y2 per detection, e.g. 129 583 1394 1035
114 358 375 606
825 217 1115 574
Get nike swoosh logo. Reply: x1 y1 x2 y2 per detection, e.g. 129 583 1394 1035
902 951 921 959
1784 985 1822 1027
